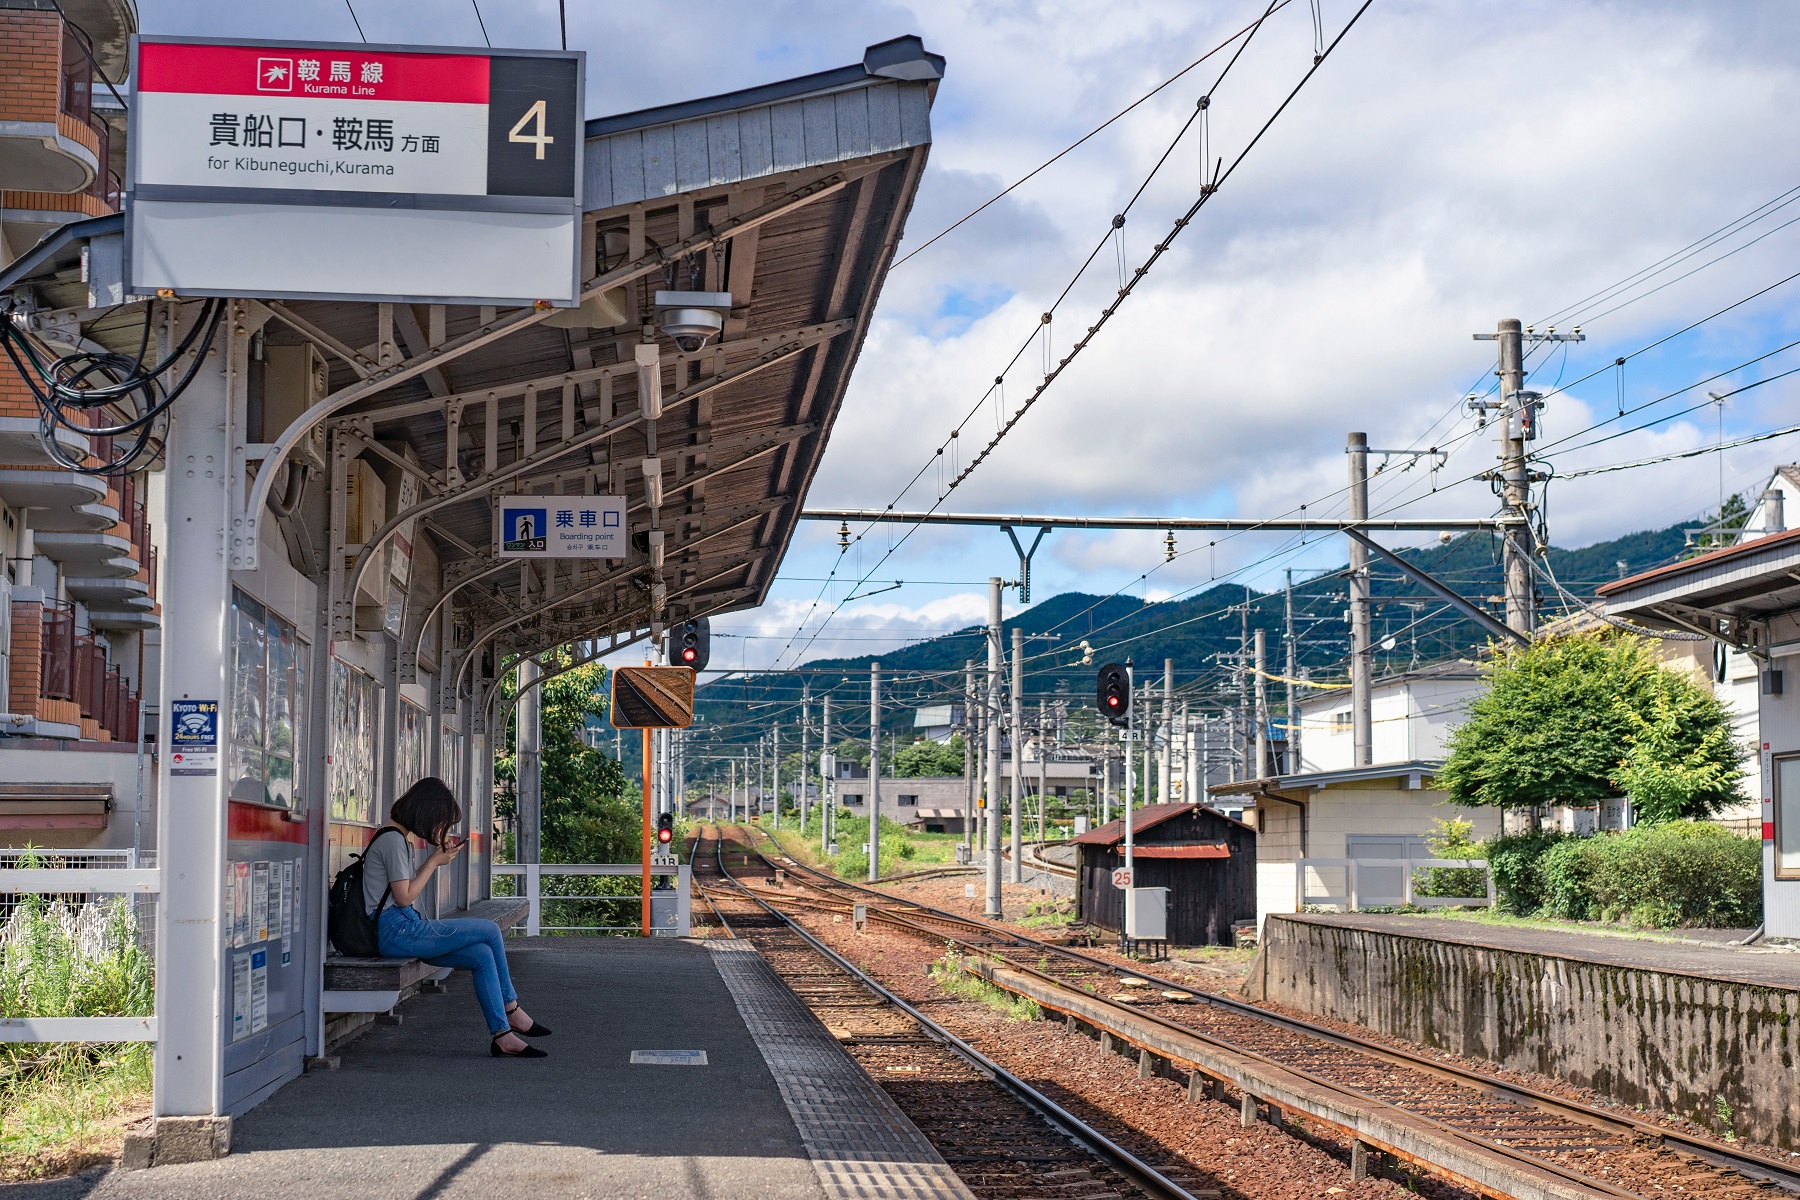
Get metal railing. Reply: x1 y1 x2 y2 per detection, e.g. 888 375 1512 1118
1294 857 1494 912
492 864 691 937
0 854 159 1043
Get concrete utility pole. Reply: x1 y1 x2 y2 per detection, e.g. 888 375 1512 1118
1236 605 1250 781
964 660 976 854
1141 682 1153 806
1284 569 1300 774
869 662 881 882
1200 717 1211 799
1180 700 1192 801
799 687 810 834
729 758 737 825
772 722 781 832
1124 659 1136 879
820 694 832 857
1254 628 1269 779
1348 431 1373 767
1037 699 1049 843
1010 626 1024 884
517 658 542 866
985 578 1005 917
1159 658 1174 804
1495 318 1535 637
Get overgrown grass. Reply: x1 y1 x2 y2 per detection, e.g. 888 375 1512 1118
928 951 1041 1021
776 809 964 880
1 880 154 1180
1013 895 1078 930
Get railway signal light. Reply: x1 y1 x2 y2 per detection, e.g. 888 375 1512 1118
1096 663 1130 728
657 811 674 845
674 618 710 670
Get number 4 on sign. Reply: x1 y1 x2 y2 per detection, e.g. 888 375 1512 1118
509 99 553 160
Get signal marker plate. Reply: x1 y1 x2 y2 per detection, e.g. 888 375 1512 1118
631 1049 708 1066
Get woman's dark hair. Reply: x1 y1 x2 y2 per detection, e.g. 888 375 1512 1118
391 778 462 846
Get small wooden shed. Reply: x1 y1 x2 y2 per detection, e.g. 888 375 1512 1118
1072 803 1257 946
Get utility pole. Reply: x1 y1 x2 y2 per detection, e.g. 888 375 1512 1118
964 660 976 855
985 578 1005 917
1284 569 1300 774
772 722 781 832
1141 681 1153 806
869 662 881 882
1200 716 1211 799
1180 700 1192 801
1236 605 1251 781
799 686 810 835
1254 628 1269 778
820 694 832 858
1159 658 1173 804
1496 318 1534 636
1124 658 1136 888
729 758 737 825
1348 431 1373 767
1037 699 1048 843
1010 626 1024 884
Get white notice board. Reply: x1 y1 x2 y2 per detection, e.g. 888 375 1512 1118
497 496 627 558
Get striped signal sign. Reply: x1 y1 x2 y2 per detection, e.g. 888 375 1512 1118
609 666 695 730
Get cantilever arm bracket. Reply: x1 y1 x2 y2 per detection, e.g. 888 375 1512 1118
1340 528 1528 647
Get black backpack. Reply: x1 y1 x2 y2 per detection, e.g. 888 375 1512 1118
328 827 403 956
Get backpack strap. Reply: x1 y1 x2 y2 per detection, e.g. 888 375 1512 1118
367 825 405 919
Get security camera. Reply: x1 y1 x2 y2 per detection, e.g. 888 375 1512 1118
653 290 733 353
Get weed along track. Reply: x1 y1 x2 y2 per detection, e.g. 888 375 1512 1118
692 827 1218 1200
714 825 1800 1200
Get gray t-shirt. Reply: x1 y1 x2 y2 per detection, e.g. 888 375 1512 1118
362 828 416 916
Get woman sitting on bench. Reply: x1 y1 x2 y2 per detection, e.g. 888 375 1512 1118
367 778 552 1058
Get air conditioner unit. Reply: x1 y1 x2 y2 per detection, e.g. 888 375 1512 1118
344 459 388 617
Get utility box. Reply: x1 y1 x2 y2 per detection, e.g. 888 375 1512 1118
650 886 684 937
261 342 328 442
1125 887 1168 941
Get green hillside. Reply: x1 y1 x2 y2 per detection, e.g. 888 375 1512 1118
688 521 1693 753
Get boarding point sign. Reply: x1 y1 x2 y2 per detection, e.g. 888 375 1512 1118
496 496 627 558
127 37 584 306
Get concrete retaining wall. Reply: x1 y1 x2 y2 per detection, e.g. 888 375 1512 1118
1258 915 1800 1148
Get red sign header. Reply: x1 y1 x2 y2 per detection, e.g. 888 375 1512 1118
138 42 489 104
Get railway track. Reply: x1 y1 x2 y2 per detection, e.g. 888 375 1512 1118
690 828 1220 1200
728 823 1800 1200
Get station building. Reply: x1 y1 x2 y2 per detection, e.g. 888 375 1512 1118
1 15 942 1144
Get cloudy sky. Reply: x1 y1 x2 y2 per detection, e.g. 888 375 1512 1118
145 1 1800 669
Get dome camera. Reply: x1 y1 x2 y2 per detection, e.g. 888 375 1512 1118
653 290 733 353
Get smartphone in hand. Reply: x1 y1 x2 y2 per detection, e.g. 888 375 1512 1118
440 834 467 855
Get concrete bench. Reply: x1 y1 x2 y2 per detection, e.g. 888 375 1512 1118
324 898 532 1016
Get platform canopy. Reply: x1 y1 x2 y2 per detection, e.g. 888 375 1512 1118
2 35 942 680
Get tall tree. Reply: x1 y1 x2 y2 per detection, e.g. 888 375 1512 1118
1437 630 1745 821
496 655 635 862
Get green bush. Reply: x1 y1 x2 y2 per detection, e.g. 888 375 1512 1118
1482 831 1574 915
1415 818 1489 901
1488 823 1760 928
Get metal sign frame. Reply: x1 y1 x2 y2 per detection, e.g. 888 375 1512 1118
609 665 696 730
124 35 585 307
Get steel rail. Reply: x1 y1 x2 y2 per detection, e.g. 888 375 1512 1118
741 826 1800 1197
706 826 1209 1200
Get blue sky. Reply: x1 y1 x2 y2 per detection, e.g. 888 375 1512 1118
141 1 1800 668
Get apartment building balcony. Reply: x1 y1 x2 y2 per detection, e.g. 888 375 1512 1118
30 528 135 578
0 5 107 195
0 466 111 529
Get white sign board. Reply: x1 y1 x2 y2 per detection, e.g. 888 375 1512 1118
497 496 627 558
1111 866 1132 890
649 851 679 870
127 37 583 305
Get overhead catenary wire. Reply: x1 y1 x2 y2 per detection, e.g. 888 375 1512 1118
771 0 1371 672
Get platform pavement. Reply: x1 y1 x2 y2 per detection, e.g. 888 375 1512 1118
5 938 969 1200
1287 911 1800 989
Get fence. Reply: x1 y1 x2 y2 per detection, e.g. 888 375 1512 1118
0 853 159 1043
492 864 691 937
1294 857 1494 912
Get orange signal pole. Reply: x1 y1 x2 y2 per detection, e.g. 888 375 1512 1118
641 725 653 937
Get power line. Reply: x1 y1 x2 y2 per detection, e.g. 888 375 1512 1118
471 0 492 47
890 1 1296 270
343 0 366 41
771 0 1369 671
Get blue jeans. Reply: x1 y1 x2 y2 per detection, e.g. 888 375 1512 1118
377 906 517 1035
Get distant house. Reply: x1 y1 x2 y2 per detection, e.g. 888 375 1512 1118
1293 661 1483 773
912 704 964 743
1071 803 1257 946
833 775 969 832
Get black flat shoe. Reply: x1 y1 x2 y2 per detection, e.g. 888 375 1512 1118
507 1003 552 1037
491 1032 548 1058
